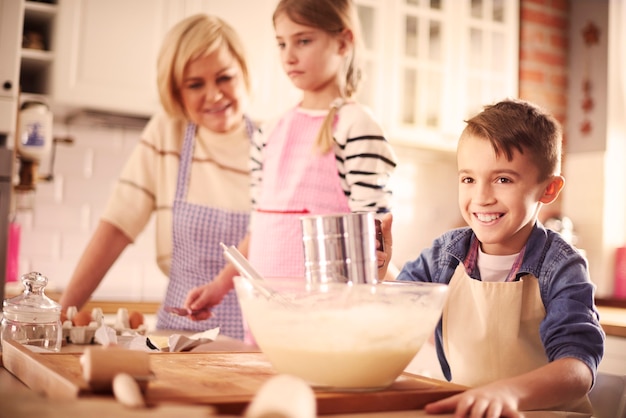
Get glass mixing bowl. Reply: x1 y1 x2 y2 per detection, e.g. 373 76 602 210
234 277 448 391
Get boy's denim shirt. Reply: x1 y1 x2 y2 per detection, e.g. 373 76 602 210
398 221 605 383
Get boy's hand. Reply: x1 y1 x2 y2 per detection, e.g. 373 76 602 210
376 213 393 279
425 384 524 418
425 358 592 417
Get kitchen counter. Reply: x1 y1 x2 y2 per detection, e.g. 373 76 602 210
0 335 571 418
0 334 460 418
0 375 568 418
597 298 626 338
598 306 626 338
1 286 622 416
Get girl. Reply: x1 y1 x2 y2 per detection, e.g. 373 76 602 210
185 0 397 328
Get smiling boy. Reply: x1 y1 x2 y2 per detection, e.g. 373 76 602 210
385 99 605 417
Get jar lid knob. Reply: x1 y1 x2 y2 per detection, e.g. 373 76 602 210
21 271 48 294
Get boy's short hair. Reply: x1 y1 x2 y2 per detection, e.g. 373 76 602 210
460 99 562 181
157 14 250 120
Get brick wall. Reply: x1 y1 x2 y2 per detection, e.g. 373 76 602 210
518 0 570 218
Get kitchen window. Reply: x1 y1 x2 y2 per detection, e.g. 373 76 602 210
355 0 519 150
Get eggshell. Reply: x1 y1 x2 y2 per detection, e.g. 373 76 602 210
245 374 316 418
66 306 78 321
115 308 130 329
112 373 145 408
72 310 93 327
128 311 144 329
91 307 104 324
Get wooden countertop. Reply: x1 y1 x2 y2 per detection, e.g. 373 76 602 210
0 378 562 418
1 332 459 417
597 306 626 338
0 336 571 418
596 298 626 338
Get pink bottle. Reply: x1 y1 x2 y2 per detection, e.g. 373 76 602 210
5 222 20 283
614 246 626 299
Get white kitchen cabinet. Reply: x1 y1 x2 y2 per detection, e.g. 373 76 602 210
355 0 519 150
176 0 521 137
0 0 25 139
52 0 213 117
51 0 287 119
1 0 24 102
19 0 56 101
50 0 519 140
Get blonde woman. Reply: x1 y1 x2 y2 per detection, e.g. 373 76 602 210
60 14 257 339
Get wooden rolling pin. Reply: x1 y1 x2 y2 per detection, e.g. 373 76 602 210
80 346 152 397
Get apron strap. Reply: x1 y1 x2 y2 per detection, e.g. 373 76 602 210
175 123 197 201
243 114 256 140
177 117 255 201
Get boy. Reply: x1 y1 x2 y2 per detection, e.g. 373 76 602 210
380 99 604 417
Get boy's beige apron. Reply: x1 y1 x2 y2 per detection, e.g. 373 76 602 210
442 264 593 415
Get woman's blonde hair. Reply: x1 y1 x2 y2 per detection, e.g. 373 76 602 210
273 0 363 153
157 14 250 120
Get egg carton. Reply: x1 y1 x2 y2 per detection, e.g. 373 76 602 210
62 307 147 345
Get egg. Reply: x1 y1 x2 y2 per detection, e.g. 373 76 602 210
72 310 93 327
128 311 144 329
60 311 68 323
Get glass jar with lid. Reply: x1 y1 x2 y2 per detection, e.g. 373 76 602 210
1 271 62 352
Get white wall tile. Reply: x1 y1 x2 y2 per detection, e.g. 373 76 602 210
52 145 95 180
31 259 76 292
66 124 126 151
16 121 157 302
60 231 92 259
139 261 169 301
92 261 145 301
19 228 60 259
62 175 114 209
31 202 90 232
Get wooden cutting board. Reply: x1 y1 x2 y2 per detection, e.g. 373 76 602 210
2 340 465 415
